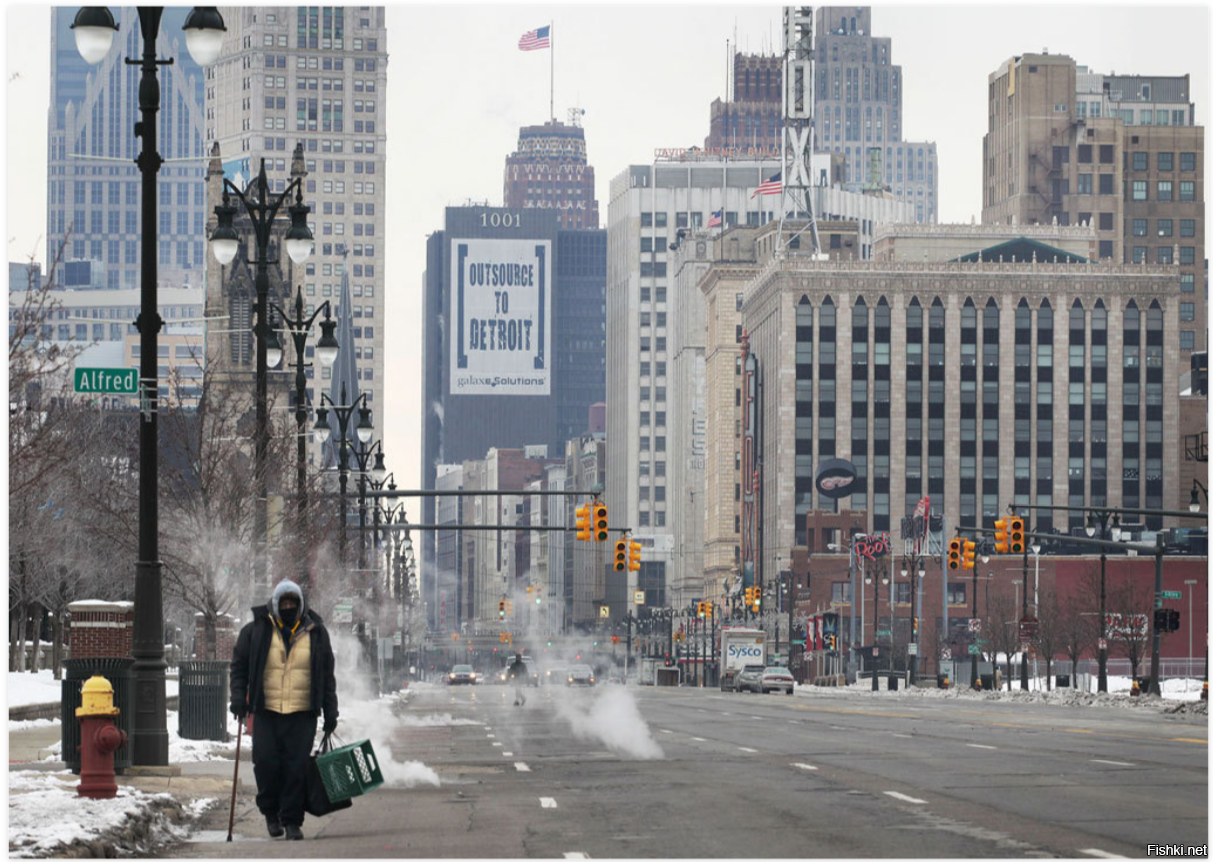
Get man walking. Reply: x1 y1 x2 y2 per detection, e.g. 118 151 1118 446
231 579 338 841
507 652 528 706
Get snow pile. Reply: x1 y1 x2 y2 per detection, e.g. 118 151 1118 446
8 772 172 858
7 670 180 710
551 685 664 760
7 716 59 732
166 711 239 763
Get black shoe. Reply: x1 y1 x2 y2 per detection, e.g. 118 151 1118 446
284 824 304 841
265 814 284 838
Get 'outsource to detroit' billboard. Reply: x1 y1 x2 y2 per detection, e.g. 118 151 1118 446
450 238 551 396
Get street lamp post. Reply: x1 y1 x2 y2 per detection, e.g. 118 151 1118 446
211 159 315 595
312 383 372 562
71 3 226 768
350 441 386 575
1085 510 1120 693
271 287 339 586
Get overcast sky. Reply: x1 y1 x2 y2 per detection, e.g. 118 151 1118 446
6 2 1209 522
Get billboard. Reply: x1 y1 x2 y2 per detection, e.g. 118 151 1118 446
450 238 551 396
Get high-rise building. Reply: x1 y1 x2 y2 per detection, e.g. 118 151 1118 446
504 116 599 230
206 6 388 450
47 7 207 289
813 6 939 222
420 206 607 618
983 53 1205 368
705 53 783 155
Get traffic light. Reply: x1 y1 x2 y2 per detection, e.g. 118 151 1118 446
506 600 514 616
745 587 754 607
962 539 976 570
993 519 1009 554
827 634 836 652
753 586 762 608
1009 517 1025 554
498 600 506 618
697 601 706 619
1170 608 1182 632
614 539 627 572
593 503 609 541
575 504 592 541
704 602 714 620
948 538 962 570
611 635 620 644
526 585 533 595
1154 608 1168 631
628 540 642 572
912 616 918 637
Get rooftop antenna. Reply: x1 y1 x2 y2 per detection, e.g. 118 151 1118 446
777 5 822 258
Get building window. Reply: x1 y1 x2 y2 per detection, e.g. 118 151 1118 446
1181 247 1196 265
1132 246 1148 264
1132 181 1147 201
1158 152 1174 172
1158 219 1173 237
1099 175 1115 196
1180 181 1195 202
1181 331 1195 350
1132 152 1148 171
947 583 966 605
831 582 852 604
1158 246 1173 265
1180 303 1195 322
1181 219 1196 237
1132 219 1147 237
1077 174 1093 195
1181 152 1196 171
1181 274 1195 292
1157 181 1173 202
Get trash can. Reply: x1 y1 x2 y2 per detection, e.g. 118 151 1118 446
178 660 230 741
1055 674 1070 688
888 674 899 691
980 673 995 691
62 658 134 775
937 673 947 689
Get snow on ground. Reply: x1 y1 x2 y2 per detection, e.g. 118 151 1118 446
8 771 173 858
165 711 239 763
7 716 59 732
7 670 179 709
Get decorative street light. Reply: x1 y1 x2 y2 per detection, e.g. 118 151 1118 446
864 565 890 691
270 287 338 586
210 153 315 595
350 440 385 576
312 382 372 562
72 3 226 768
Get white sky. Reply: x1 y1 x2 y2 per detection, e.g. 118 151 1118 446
5 2 1210 523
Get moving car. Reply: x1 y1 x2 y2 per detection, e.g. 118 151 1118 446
566 664 596 686
520 655 540 686
448 664 477 685
544 664 569 686
759 666 795 695
734 664 766 693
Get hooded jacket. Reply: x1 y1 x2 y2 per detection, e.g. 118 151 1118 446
230 586 338 724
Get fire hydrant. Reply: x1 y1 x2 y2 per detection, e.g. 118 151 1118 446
1201 681 1208 701
76 675 127 800
1130 679 1141 697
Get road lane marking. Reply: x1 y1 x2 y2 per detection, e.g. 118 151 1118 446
791 762 817 771
564 853 589 859
540 797 558 808
692 737 707 742
492 742 503 746
720 711 731 715
1172 738 1208 744
966 743 997 750
750 716 764 720
487 733 495 738
514 762 530 772
883 791 927 805
1079 850 1125 859
659 729 673 734
738 746 758 753
1091 759 1135 767
892 733 913 739
1066 729 1095 734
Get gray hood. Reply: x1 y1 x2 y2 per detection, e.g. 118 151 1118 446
271 579 305 621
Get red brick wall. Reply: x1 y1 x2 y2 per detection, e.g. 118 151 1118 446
66 601 133 658
194 615 239 661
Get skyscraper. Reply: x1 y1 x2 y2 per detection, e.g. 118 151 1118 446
813 6 939 222
206 6 387 451
503 115 599 229
704 53 783 155
47 7 207 289
983 52 1205 367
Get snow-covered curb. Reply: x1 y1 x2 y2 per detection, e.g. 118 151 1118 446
8 771 217 858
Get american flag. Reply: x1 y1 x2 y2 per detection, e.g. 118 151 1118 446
518 25 551 51
751 172 782 198
707 209 723 228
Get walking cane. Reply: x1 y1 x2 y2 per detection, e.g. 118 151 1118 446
227 714 244 842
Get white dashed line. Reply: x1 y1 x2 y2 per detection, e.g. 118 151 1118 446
563 853 590 859
966 743 997 750
830 726 848 731
514 762 531 772
720 711 732 715
503 751 514 756
738 746 758 753
791 762 818 771
1091 759 1135 767
486 733 496 738
750 716 764 721
883 791 927 805
659 729 673 734
492 742 503 746
1079 850 1126 859
692 737 707 742
891 733 913 739
540 797 558 808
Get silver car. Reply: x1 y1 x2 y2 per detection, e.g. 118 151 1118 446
447 664 477 685
735 664 766 693
566 664 596 686
759 666 795 695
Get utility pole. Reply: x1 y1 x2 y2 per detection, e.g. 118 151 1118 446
1149 533 1165 695
1020 518 1030 691
971 555 980 689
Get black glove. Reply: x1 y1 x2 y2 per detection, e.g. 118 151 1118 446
323 716 338 734
230 702 247 719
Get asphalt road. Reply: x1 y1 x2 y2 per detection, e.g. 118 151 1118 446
171 683 1208 858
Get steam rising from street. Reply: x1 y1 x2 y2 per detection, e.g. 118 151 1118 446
551 685 664 760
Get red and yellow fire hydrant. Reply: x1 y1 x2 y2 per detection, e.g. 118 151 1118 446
1130 679 1141 697
76 675 127 800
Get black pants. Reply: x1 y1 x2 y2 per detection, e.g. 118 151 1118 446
252 710 316 826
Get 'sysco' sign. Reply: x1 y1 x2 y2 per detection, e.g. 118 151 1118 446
815 458 857 499
74 367 137 394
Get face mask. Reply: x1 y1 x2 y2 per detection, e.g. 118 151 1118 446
279 606 299 627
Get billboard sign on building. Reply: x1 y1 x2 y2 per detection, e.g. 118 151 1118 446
450 238 551 396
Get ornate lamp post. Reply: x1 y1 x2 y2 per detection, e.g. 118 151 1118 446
311 383 372 562
71 3 226 768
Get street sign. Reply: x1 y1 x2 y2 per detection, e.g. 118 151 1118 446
634 591 646 605
872 647 879 657
1160 590 1182 600
877 629 892 636
74 367 137 394
908 643 918 656
393 632 401 646
599 606 610 618
1018 615 1039 641
968 618 981 633
332 600 354 624
968 644 982 655
1098 638 1109 650
941 648 952 661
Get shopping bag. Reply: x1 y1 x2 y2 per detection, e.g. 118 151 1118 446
304 732 354 817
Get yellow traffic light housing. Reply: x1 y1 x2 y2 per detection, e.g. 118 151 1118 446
962 540 976 570
697 601 705 619
498 600 506 618
993 518 1009 554
753 586 762 608
1009 517 1025 554
614 539 627 572
744 587 754 607
575 504 592 542
593 503 609 541
704 602 713 620
628 540 642 572
947 538 962 570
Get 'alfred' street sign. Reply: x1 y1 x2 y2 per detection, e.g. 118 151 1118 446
74 367 137 394
1160 590 1182 600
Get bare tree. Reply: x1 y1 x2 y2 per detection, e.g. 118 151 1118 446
985 589 1021 690
1107 577 1152 680
1033 585 1063 691
1058 591 1097 689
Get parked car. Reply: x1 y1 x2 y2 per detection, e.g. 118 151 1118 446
734 664 766 693
566 664 596 686
759 666 795 695
447 664 477 685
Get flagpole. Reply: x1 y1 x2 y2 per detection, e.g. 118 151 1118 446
550 21 554 122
